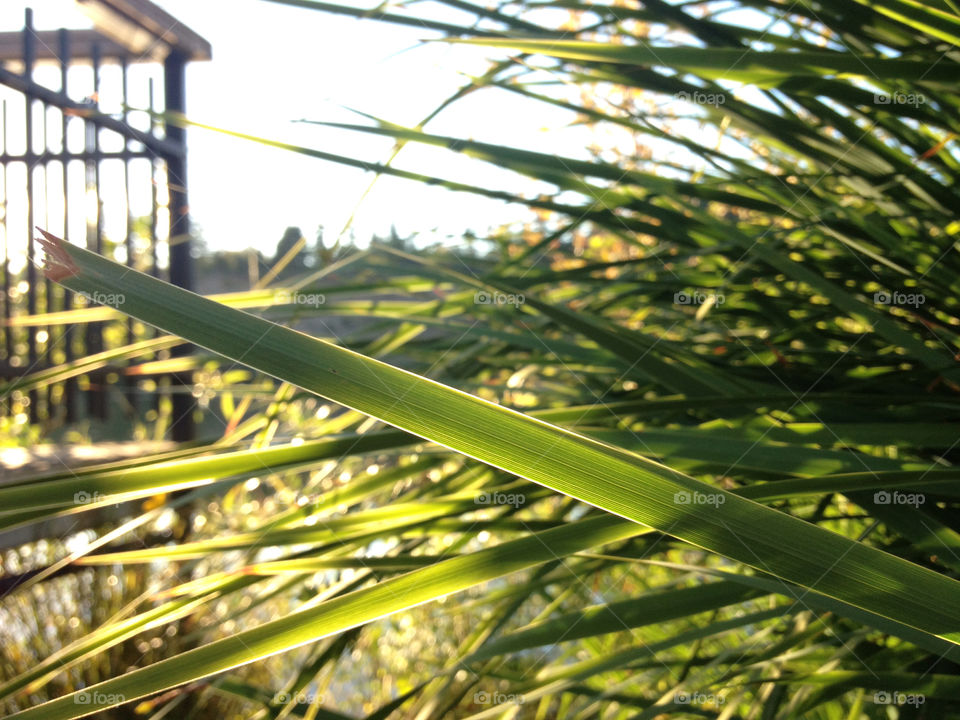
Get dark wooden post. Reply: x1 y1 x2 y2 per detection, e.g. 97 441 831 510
164 50 194 442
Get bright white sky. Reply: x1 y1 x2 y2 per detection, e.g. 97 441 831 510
2 0 586 255
0 0 779 263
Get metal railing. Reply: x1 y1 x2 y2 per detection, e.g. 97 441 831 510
0 8 194 439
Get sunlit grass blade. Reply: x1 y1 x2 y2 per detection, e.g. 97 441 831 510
31 231 960 647
7 514 642 719
447 39 960 82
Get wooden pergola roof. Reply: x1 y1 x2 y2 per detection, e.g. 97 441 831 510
0 0 211 63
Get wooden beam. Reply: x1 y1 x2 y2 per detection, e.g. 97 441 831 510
0 29 135 63
75 0 211 61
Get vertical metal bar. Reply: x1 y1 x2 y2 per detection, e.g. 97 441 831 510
40 55 51 422
23 8 38 423
94 42 106 419
148 77 161 422
122 57 134 344
93 48 103 258
84 41 105 419
60 27 76 422
122 55 136 411
1 100 10 365
149 77 159 279
164 50 194 442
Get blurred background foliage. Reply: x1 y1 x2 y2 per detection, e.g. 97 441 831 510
3 0 960 717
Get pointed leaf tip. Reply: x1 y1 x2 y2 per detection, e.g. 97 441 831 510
35 228 80 282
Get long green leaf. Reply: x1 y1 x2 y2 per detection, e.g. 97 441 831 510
32 232 960 648
449 39 960 83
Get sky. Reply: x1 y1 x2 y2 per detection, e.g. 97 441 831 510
1 0 584 256
0 0 781 265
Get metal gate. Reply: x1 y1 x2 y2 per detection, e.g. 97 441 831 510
0 3 209 441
